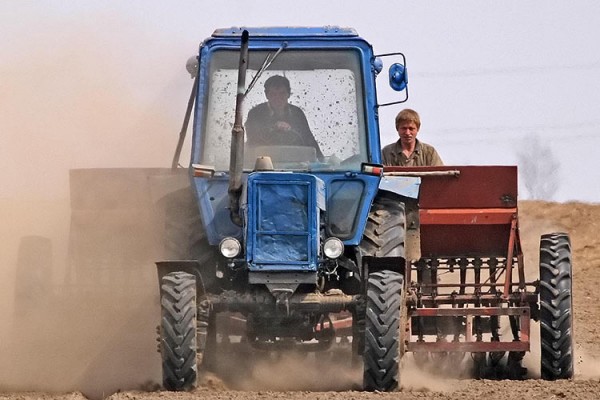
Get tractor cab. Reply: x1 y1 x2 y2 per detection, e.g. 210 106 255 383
186 27 410 252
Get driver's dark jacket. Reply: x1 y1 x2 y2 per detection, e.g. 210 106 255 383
245 102 323 159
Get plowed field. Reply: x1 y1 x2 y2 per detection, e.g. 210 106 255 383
1 200 599 400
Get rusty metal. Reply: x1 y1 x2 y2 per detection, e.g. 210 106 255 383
411 306 529 317
384 170 460 177
413 293 537 305
392 165 518 258
417 282 535 289
383 165 518 209
420 208 517 225
514 223 526 292
407 307 531 353
385 165 536 366
503 216 518 298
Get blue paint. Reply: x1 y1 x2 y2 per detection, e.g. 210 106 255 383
246 172 324 272
193 171 381 246
186 27 408 272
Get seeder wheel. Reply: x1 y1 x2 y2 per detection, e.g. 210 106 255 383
539 233 574 380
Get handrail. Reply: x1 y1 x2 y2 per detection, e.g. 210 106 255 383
383 170 460 177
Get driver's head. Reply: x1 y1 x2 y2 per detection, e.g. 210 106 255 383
264 75 291 112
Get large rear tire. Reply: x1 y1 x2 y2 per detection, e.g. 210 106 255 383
163 187 208 261
359 196 406 257
363 270 404 391
354 196 406 371
160 271 198 391
539 233 574 380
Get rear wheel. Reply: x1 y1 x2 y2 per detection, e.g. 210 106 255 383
354 196 406 372
359 196 406 257
363 270 404 391
539 233 574 380
160 271 198 391
163 187 208 260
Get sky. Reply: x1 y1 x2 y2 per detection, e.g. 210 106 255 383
2 0 600 203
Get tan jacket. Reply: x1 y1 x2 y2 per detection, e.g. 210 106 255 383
381 139 443 166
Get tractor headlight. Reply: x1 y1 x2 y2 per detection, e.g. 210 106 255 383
323 237 344 259
219 237 241 258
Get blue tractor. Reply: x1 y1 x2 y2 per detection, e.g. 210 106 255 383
156 26 414 392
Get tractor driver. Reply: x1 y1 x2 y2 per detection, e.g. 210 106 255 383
381 108 443 167
245 75 323 160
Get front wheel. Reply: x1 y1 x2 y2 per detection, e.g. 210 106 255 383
363 270 404 391
160 271 198 391
539 233 574 380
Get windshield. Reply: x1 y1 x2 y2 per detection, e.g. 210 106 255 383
199 49 367 171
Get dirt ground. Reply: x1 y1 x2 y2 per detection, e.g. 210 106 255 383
1 200 599 400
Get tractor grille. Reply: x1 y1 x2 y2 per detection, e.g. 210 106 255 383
247 173 323 272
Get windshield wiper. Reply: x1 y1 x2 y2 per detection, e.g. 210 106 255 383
245 42 288 96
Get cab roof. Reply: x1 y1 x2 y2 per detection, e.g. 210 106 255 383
212 26 359 38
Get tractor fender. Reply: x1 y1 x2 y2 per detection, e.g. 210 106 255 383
377 175 420 199
358 192 408 275
377 175 422 263
373 186 421 263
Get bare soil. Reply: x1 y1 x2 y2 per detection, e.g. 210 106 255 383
1 200 600 400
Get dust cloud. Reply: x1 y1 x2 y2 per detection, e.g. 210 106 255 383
1 15 189 400
194 344 459 393
0 196 168 399
3 13 600 400
214 352 362 392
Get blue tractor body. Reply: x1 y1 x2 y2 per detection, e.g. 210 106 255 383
157 26 413 392
246 172 324 274
188 26 409 248
192 170 384 247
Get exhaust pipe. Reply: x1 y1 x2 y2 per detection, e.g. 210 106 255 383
228 30 249 226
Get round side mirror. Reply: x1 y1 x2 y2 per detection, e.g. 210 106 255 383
186 56 199 79
389 63 408 92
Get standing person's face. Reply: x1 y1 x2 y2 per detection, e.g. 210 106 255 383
265 85 290 113
397 120 419 146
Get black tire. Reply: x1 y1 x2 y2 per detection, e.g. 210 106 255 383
539 233 574 380
354 197 406 363
363 270 404 391
160 271 198 391
359 196 405 257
